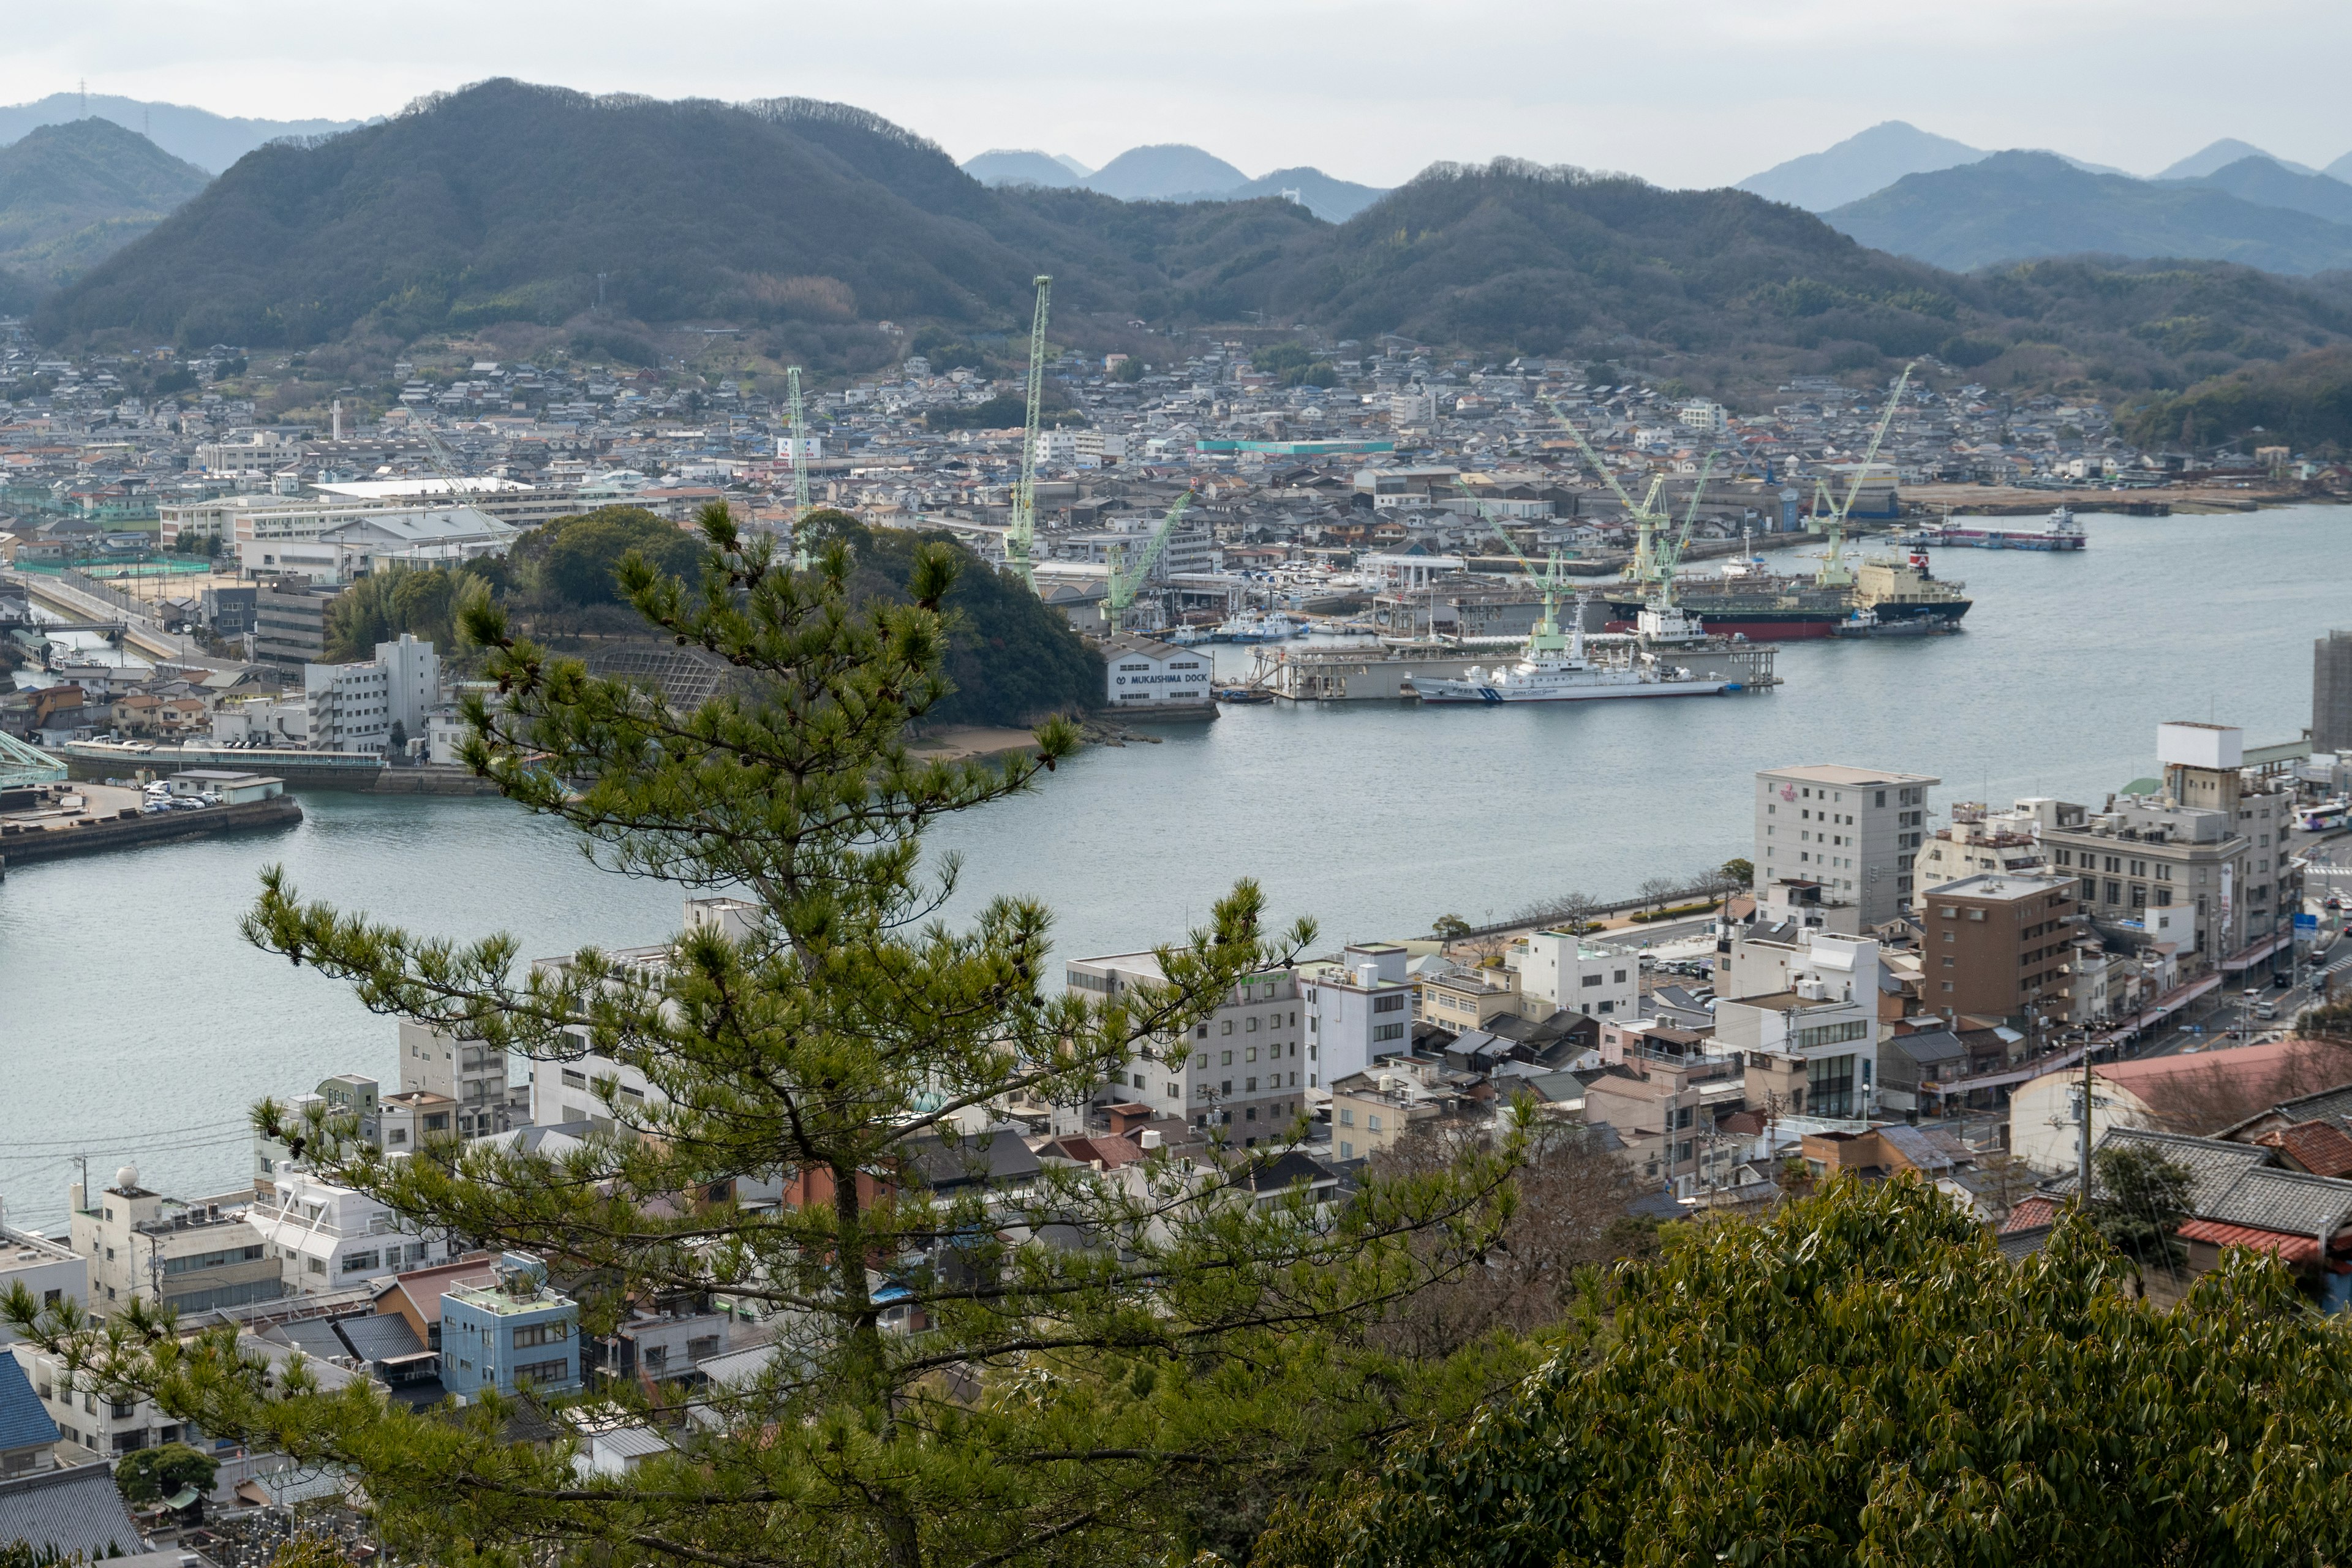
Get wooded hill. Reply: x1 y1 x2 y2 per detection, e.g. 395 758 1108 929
39 80 2352 404
0 118 209 301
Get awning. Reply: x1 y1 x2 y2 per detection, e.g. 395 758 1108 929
2176 1218 2319 1264
2223 932 2291 972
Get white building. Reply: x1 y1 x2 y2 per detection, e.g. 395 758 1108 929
303 633 442 753
398 1019 526 1138
237 505 517 583
377 633 442 739
1064 956 1306 1142
0 1223 84 1346
1102 635 1213 714
1507 929 1637 1019
67 1172 281 1316
1678 399 1729 432
1754 764 1937 925
1300 944 1417 1090
1713 933 1884 1118
247 1166 451 1294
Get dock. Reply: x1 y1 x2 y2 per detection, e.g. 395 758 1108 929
0 781 303 868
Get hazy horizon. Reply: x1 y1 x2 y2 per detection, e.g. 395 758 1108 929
6 1 2351 190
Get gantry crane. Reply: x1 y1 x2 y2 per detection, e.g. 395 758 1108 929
1006 274 1052 591
1812 362 1915 589
1541 398 1672 592
1476 500 1581 658
1105 491 1193 635
1648 449 1719 608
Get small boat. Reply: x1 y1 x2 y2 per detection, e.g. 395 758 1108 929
1406 593 1737 704
1214 685 1274 704
1831 606 1957 638
1166 625 1209 646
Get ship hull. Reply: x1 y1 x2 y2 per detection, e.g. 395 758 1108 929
1926 529 2083 551
1604 608 1844 641
1411 678 1736 703
1866 598 1972 627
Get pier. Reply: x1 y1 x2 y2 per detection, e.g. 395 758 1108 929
1246 637 1778 702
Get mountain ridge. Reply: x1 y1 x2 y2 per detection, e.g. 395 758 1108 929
0 118 211 290
0 92 361 174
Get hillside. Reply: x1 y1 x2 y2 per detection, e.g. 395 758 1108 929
40 82 2352 405
1218 167 1388 223
1082 144 1248 202
963 149 1082 188
1826 151 2352 274
0 92 361 175
40 81 1044 352
2118 344 2352 453
1740 121 1987 213
2189 155 2352 226
2155 138 2321 181
0 118 211 290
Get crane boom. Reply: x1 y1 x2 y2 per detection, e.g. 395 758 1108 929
1008 274 1052 590
1650 448 1719 603
1106 492 1192 635
786 366 812 521
1814 361 1914 587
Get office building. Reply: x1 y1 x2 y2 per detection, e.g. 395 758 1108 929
2316 629 2352 753
1754 764 1937 924
1919 873 2078 1030
1064 955 1305 1141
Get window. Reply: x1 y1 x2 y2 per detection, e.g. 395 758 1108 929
1581 973 1603 987
1246 1016 1260 1032
1246 1078 1257 1092
1339 1140 1354 1159
1372 993 1406 1013
1221 1050 1232 1066
306 1257 326 1275
2105 880 2122 905
1340 1108 1354 1126
1367 1114 1383 1132
1246 1046 1257 1061
513 1321 570 1348
1221 1020 1234 1036
1806 1054 1856 1118
514 1359 570 1386
1373 1022 1405 1042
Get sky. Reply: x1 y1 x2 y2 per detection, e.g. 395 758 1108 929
7 0 2352 189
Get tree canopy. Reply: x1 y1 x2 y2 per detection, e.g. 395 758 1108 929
1260 1177 2352 1568
524 504 705 607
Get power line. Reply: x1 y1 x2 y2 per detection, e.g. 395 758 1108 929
0 1119 249 1150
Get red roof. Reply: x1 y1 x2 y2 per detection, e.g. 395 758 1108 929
2000 1195 2060 1234
2263 1120 2352 1179
2176 1219 2320 1264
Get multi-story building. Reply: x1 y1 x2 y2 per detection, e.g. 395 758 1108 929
1064 954 1306 1143
2314 629 2352 755
1712 933 1883 1118
1919 873 2078 1030
1300 943 1417 1090
0 1223 84 1346
67 1172 281 1316
1914 801 2051 896
399 1020 527 1138
2015 723 2296 981
440 1254 582 1398
1753 764 1937 924
1327 1055 1486 1163
304 658 391 752
247 1166 451 1294
252 580 340 666
1507 929 1637 1019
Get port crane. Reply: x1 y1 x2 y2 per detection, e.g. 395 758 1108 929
1811 362 1914 589
1006 274 1052 592
1475 500 1581 657
1104 491 1193 636
786 365 813 568
1540 398 1673 592
1646 449 1720 608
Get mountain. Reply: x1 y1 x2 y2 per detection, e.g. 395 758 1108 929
961 149 1082 188
2154 138 2322 181
1738 122 1986 212
41 81 1054 349
1825 151 2352 274
2119 344 2352 453
1216 167 1388 224
0 92 361 175
2190 155 2352 227
1050 154 1091 179
43 83 2352 407
1082 144 1249 202
2329 151 2352 184
0 118 211 291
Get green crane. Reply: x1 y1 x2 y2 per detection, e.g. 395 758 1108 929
1007 274 1052 591
1812 362 1914 589
1476 500 1580 658
786 365 812 569
1105 491 1193 636
1542 397 1672 591
1648 448 1719 608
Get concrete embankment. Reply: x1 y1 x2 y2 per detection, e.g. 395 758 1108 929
0 794 303 867
369 766 505 796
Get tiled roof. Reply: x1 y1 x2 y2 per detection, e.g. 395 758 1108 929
1877 1123 1956 1174
2068 1128 2352 1241
2266 1120 2352 1178
2000 1195 2061 1234
2177 1219 2321 1264
0 1353 59 1454
0 1462 142 1558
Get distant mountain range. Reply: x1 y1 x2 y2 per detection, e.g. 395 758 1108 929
1825 151 2352 275
1737 122 2133 213
0 119 209 296
960 142 1389 222
0 92 362 174
36 79 2352 413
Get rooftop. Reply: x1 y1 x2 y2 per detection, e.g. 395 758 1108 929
1758 765 1939 788
1928 873 2076 904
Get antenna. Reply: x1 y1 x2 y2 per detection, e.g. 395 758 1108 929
79 79 86 118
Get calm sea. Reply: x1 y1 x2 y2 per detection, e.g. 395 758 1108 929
2 504 2343 1226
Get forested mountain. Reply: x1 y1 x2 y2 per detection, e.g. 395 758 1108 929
2119 344 2352 453
2189 155 2352 227
1080 144 1248 201
962 149 1082 187
0 92 361 175
0 118 211 291
40 81 2352 404
1826 151 2352 274
2154 138 2320 181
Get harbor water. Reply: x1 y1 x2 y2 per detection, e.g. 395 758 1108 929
1 504 2345 1226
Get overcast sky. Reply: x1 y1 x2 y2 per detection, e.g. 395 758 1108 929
10 0 2352 188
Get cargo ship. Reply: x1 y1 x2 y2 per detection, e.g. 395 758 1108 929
1602 551 1971 639
1922 506 2086 551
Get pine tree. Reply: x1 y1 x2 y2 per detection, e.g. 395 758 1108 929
6 505 1521 1568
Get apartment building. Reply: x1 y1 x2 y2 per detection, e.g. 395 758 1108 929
1507 928 1637 1018
1712 933 1884 1118
67 1173 280 1316
1754 764 1937 924
247 1166 451 1294
1300 943 1417 1088
1065 954 1306 1142
0 1225 83 1346
440 1255 582 1398
252 581 340 666
1914 801 2051 896
398 1020 526 1137
1920 873 2078 1029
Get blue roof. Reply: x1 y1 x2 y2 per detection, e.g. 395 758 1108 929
0 1353 59 1453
